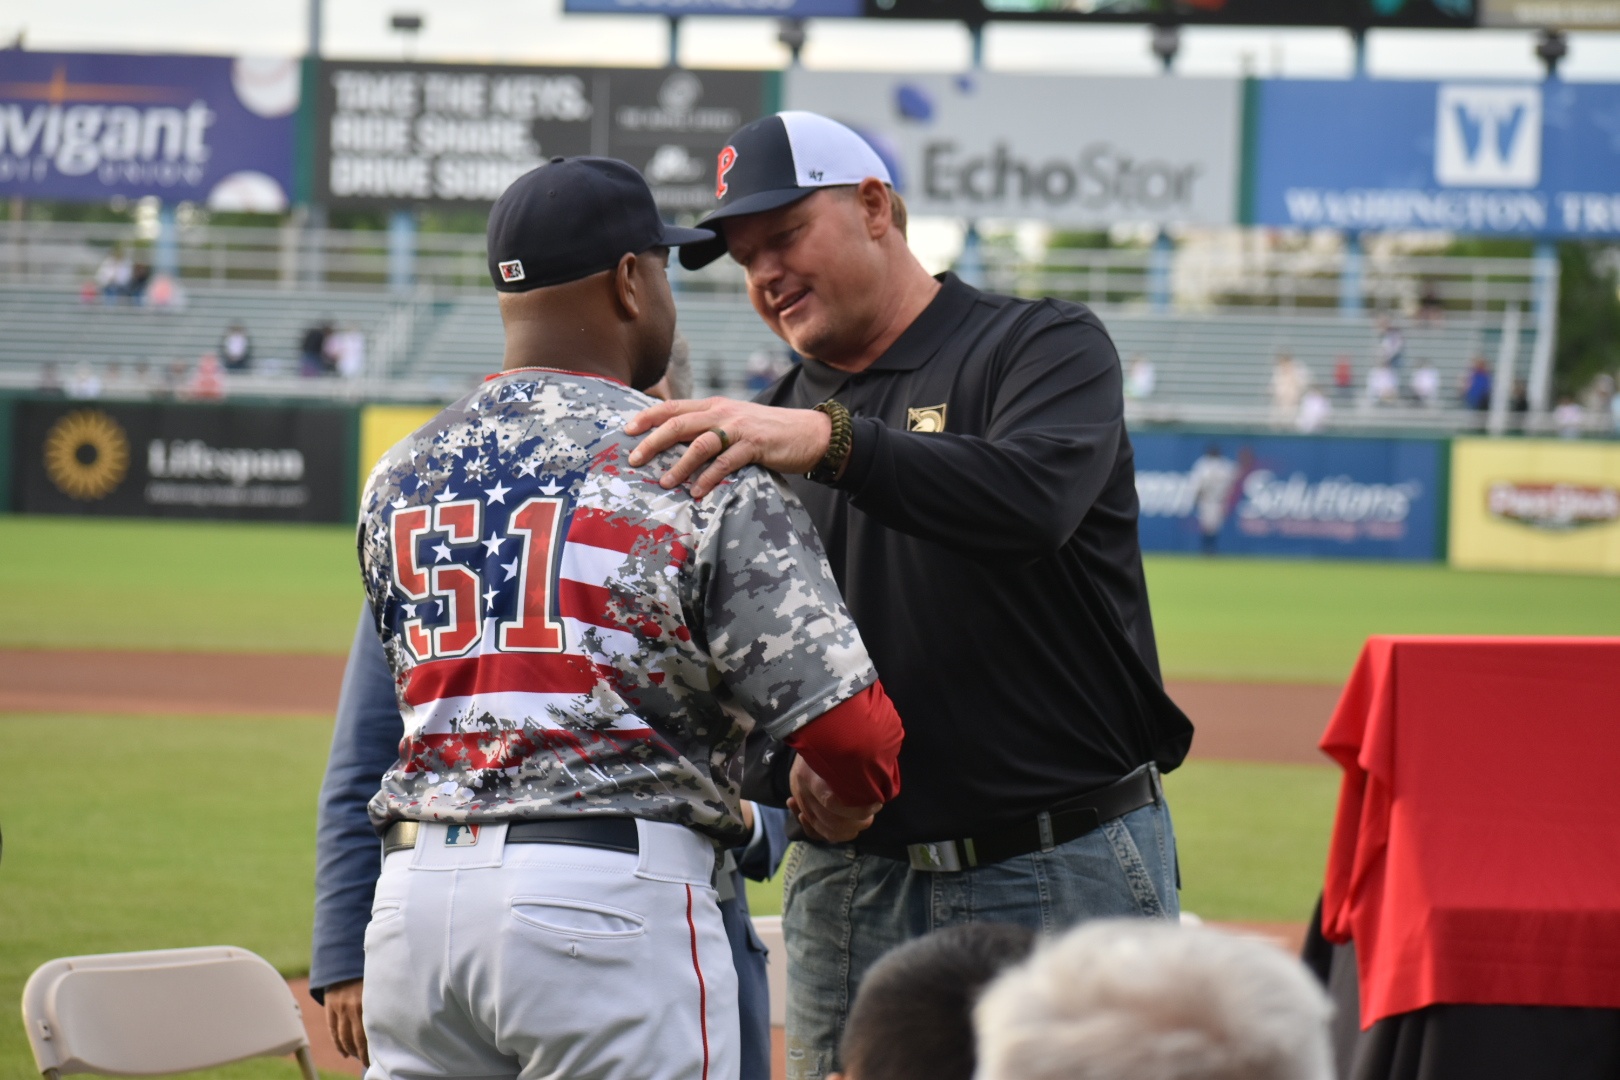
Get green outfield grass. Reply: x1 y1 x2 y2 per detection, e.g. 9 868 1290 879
0 714 342 1079
0 712 1331 1078
6 516 1620 683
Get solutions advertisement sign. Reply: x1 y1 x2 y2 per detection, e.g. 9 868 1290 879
784 71 1241 227
313 61 767 214
12 401 353 523
0 51 299 211
1449 438 1620 574
1250 78 1620 238
1133 432 1445 560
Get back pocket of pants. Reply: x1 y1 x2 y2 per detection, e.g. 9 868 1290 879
510 896 647 939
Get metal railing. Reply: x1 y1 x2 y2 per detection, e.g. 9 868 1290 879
0 219 1543 315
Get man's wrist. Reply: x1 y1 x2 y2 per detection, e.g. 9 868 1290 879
807 400 854 484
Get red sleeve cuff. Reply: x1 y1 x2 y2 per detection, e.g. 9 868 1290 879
784 681 904 807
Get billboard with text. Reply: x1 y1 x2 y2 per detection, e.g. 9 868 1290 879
1250 78 1620 239
1450 438 1620 574
0 51 299 210
784 71 1240 227
313 61 767 214
1134 432 1446 561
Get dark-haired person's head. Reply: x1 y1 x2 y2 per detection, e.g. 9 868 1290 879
831 923 1037 1080
486 157 712 391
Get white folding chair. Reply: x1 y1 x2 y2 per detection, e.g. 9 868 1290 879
21 946 318 1080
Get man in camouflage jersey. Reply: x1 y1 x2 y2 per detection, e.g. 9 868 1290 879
355 158 903 1080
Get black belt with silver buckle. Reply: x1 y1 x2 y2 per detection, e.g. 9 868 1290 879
382 817 640 857
859 764 1161 873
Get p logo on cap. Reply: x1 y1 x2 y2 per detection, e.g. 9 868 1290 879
716 146 738 199
498 259 526 284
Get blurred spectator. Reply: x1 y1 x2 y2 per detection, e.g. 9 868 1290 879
830 924 1036 1080
300 321 334 377
1188 445 1238 556
1270 353 1307 425
128 260 153 302
745 347 789 394
220 323 254 372
145 273 185 311
66 362 103 399
330 326 367 380
1554 397 1585 439
1125 354 1157 400
95 246 132 302
1418 279 1445 324
37 360 63 396
1366 362 1399 407
1510 379 1529 418
1377 317 1406 369
1409 358 1441 408
974 920 1333 1080
1462 356 1493 412
188 354 226 401
1297 385 1331 433
1332 355 1354 402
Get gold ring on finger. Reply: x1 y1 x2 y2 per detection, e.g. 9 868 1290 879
711 428 732 454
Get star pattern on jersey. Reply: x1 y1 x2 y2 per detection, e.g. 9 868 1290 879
502 558 520 581
539 480 563 496
391 496 408 510
514 460 539 478
402 603 417 618
482 532 506 557
434 489 458 503
484 481 511 504
432 542 453 563
483 587 499 607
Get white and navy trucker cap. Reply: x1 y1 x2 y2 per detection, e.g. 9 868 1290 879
679 111 893 270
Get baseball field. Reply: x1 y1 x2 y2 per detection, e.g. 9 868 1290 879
4 514 1619 1078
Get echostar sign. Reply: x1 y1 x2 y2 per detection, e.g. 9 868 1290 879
784 71 1241 227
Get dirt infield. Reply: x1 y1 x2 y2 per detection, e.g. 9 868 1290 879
0 649 1341 766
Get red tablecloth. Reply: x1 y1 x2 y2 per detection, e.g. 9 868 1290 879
1320 636 1620 1029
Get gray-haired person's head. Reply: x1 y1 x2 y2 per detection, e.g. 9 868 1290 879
974 920 1332 1080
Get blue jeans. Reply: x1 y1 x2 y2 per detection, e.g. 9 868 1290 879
780 800 1179 1080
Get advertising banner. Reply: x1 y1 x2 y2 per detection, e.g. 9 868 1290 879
1482 0 1620 27
11 400 354 523
313 61 767 214
1133 432 1446 560
567 0 859 16
1250 78 1620 239
862 0 1474 25
359 403 440 496
0 51 299 210
783 71 1241 227
1449 438 1620 574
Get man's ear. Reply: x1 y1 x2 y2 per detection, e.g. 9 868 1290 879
857 177 891 240
614 251 641 320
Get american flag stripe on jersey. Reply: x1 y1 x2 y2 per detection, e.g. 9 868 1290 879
401 502 689 725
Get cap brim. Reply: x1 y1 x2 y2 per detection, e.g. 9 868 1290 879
658 224 718 248
679 187 817 270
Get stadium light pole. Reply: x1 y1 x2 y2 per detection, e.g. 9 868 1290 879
305 0 326 286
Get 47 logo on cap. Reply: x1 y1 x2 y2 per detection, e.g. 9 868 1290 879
498 259 525 284
715 145 738 199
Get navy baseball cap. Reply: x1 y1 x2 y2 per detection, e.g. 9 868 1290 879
487 156 714 291
679 112 894 270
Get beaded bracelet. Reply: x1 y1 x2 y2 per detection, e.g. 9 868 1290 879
807 399 853 484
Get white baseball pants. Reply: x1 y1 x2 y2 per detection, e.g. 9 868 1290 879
362 820 739 1080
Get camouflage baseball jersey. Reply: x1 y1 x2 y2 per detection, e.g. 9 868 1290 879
357 367 875 843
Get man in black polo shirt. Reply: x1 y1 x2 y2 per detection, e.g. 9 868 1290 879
626 111 1194 1080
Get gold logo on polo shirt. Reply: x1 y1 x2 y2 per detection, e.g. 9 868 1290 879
906 404 948 433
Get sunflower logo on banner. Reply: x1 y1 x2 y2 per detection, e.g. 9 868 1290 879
43 409 131 501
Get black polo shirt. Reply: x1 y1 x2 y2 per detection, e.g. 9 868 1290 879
761 272 1193 848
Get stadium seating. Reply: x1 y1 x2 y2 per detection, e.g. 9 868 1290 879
0 282 1520 427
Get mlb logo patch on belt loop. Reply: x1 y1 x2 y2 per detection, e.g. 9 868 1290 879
498 260 525 283
445 824 482 847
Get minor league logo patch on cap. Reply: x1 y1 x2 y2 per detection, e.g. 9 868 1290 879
715 145 738 199
498 259 526 284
